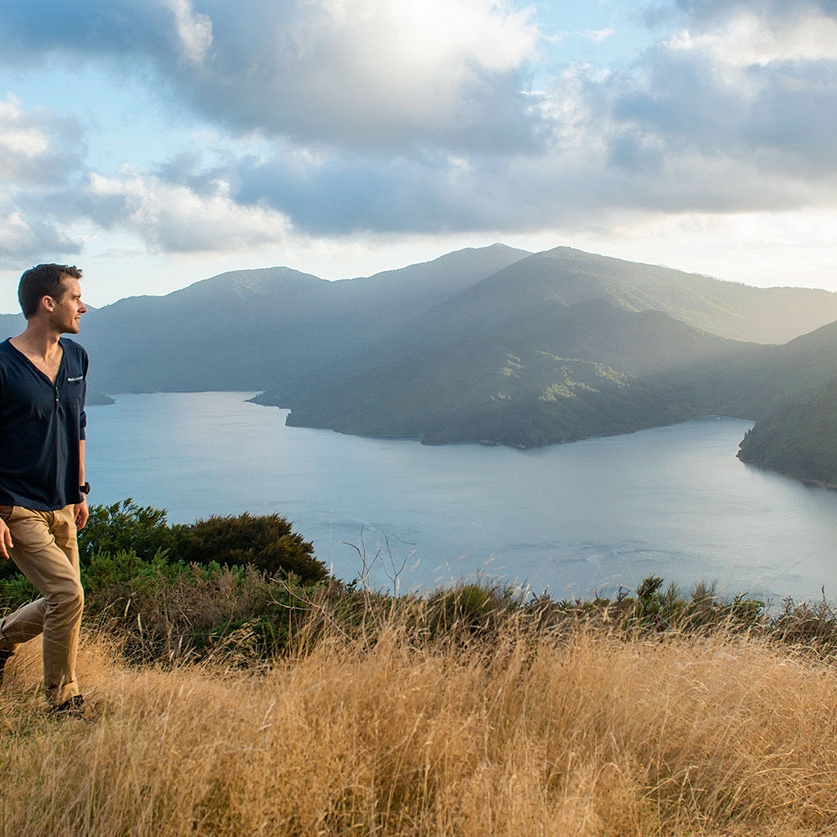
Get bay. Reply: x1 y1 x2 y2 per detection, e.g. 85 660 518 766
85 391 837 603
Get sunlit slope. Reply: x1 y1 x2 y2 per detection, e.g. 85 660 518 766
283 251 837 452
364 246 837 349
287 299 755 446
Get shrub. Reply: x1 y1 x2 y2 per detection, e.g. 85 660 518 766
78 499 176 565
1 498 175 582
0 573 37 609
772 595 837 651
424 582 519 639
79 500 328 584
170 512 326 583
80 549 303 664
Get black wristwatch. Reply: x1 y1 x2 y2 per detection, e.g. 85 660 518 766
79 482 91 495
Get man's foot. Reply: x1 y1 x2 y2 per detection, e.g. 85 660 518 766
0 649 13 686
48 694 87 720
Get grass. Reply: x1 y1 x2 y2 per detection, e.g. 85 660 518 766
4 596 837 835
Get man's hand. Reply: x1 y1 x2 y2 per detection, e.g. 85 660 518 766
0 518 13 559
74 497 89 530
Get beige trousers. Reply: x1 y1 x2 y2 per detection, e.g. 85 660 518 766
0 504 84 706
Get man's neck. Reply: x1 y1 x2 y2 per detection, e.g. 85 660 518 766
10 321 63 373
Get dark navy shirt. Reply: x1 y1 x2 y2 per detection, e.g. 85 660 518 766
0 337 88 510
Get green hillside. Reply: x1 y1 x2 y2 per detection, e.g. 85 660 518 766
287 300 754 447
737 377 837 486
733 324 837 486
277 247 837 447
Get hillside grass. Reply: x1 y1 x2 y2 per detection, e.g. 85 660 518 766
5 503 837 834
4 599 837 835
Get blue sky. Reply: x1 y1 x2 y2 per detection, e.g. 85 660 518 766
1 0 836 312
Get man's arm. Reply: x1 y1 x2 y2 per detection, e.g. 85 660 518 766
74 439 88 530
0 377 8 558
0 517 12 559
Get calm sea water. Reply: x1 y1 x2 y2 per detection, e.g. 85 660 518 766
84 391 837 603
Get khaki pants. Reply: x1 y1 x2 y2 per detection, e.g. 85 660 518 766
0 505 84 706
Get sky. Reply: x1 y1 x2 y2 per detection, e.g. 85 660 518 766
1 0 836 313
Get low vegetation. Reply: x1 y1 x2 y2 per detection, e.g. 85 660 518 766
4 501 837 835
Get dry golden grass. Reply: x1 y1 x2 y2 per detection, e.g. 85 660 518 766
3 622 837 836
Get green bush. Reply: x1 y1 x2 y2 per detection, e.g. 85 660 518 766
424 582 519 638
0 573 37 609
170 512 326 583
80 549 289 663
79 499 176 565
79 500 328 584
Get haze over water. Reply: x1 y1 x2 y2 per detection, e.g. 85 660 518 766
86 392 837 603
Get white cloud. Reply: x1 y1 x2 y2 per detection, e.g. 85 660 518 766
162 0 214 64
195 0 543 149
0 97 49 158
0 95 84 184
85 169 292 253
0 96 87 264
3 0 837 296
665 11 837 66
584 28 614 44
0 202 81 265
0 210 41 252
13 0 542 152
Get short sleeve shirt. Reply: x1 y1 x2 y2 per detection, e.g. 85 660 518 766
0 337 88 510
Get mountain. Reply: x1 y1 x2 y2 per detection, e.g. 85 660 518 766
87 244 531 395
280 247 837 448
0 244 530 395
286 299 754 446
372 246 837 346
4 244 837 482
0 312 25 335
3 245 835 401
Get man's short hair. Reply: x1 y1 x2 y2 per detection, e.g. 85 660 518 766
18 264 83 319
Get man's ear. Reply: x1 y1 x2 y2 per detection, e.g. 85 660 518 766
41 295 56 313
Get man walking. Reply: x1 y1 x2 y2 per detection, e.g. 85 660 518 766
0 263 90 717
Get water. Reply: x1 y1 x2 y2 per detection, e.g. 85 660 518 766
84 391 837 603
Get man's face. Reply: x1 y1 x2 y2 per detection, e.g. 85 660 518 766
49 276 87 334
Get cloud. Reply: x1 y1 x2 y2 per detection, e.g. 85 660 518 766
665 0 837 25
667 10 837 66
184 0 542 151
162 0 213 64
584 29 615 43
573 1 837 211
185 0 837 229
0 208 81 266
82 168 291 253
0 0 543 153
1 0 837 260
0 95 86 184
0 95 88 264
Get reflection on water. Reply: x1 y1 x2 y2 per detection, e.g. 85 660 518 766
86 392 837 602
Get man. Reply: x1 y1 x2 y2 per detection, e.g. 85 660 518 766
0 263 90 717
